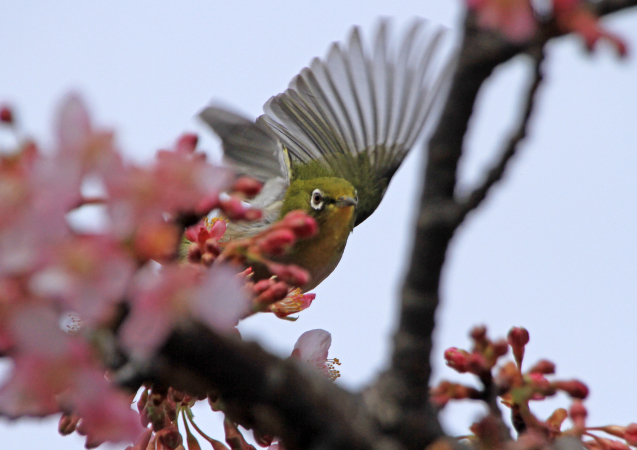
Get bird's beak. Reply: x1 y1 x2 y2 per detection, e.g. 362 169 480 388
335 196 358 207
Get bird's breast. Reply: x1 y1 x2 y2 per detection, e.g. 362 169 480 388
282 205 355 291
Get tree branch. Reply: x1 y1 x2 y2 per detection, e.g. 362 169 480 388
458 46 545 217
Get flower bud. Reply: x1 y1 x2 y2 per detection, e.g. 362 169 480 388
546 408 568 431
195 195 220 216
267 262 310 287
470 325 487 343
570 400 587 429
282 210 317 238
553 379 589 399
444 347 469 373
187 244 202 263
257 229 296 256
492 339 508 358
232 177 262 197
175 133 198 153
253 429 274 447
157 426 182 450
243 208 262 221
201 253 215 267
219 197 246 221
625 423 637 446
508 327 529 367
204 239 221 257
58 413 80 435
528 359 556 375
0 105 13 124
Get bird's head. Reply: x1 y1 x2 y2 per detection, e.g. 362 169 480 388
280 177 358 229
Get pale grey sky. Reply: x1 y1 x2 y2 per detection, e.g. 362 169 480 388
1 1 636 449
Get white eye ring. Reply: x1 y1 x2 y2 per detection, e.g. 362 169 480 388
310 189 324 210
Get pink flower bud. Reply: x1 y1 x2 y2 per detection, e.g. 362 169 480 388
187 244 202 263
204 239 221 257
470 325 487 343
468 352 489 374
243 208 262 221
156 426 182 450
267 262 310 287
201 253 215 267
508 327 529 367
0 105 13 124
528 359 556 375
570 400 587 428
219 197 246 220
232 177 262 197
527 372 551 392
625 423 637 446
58 413 80 435
175 133 198 153
257 229 296 256
253 279 274 295
256 281 289 305
492 339 508 357
281 211 318 238
253 429 273 447
554 380 589 399
444 347 469 373
195 195 220 215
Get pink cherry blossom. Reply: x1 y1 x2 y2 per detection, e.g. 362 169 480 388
29 236 135 326
466 0 537 42
291 329 332 375
120 264 249 360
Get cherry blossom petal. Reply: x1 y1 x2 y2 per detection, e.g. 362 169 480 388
291 329 331 368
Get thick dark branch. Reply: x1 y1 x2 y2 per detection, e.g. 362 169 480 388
591 0 637 16
458 47 545 217
133 324 399 450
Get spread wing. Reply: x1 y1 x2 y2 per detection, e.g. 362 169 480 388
199 106 290 184
261 19 453 225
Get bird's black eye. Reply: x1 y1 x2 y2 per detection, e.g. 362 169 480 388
310 189 324 210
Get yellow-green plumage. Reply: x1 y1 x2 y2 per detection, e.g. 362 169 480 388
199 19 451 290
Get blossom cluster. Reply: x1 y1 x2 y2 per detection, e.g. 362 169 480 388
0 95 335 449
432 326 637 450
466 0 627 55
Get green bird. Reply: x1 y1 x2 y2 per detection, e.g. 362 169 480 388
200 19 450 291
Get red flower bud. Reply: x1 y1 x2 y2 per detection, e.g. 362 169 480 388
267 262 310 287
625 423 637 446
281 210 317 238
243 208 262 221
195 195 220 215
175 133 198 153
157 426 182 450
253 279 274 295
528 359 556 375
492 339 508 358
253 429 274 447
187 244 202 263
554 379 589 399
444 347 469 373
204 239 221 257
470 325 487 343
570 400 587 428
0 105 13 124
219 197 246 221
58 413 80 435
256 281 289 305
468 352 489 374
233 177 262 197
508 327 530 367
257 229 296 256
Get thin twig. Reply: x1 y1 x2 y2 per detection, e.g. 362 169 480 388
458 46 545 218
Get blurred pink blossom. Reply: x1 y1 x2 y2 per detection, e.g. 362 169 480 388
120 264 249 360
